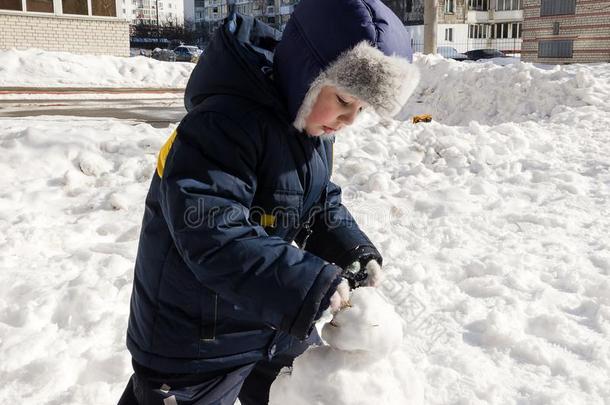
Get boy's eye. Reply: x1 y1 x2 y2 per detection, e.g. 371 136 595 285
336 95 349 106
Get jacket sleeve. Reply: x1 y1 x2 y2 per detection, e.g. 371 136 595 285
158 110 340 340
299 180 383 269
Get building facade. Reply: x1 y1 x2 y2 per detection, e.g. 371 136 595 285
384 0 425 25
405 0 523 54
188 0 295 35
123 0 184 26
0 0 129 56
521 0 610 64
438 0 523 53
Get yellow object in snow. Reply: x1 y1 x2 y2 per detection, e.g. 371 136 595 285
156 128 178 178
412 114 432 124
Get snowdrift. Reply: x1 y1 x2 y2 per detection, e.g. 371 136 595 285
0 48 194 88
1 54 609 404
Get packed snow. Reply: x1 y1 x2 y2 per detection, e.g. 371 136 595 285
0 48 194 88
1 53 609 404
269 288 424 405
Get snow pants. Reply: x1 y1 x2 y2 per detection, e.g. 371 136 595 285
118 333 319 405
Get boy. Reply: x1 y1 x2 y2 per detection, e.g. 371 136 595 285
120 0 419 403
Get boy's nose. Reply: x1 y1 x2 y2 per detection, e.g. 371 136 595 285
339 109 358 126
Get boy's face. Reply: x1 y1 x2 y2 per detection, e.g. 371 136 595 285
304 86 367 137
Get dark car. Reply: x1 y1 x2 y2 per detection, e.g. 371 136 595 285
173 45 203 63
464 49 508 61
437 46 469 61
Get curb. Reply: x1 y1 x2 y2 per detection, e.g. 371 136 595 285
0 87 185 95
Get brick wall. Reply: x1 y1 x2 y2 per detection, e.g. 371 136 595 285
522 0 610 63
0 12 129 57
438 0 468 24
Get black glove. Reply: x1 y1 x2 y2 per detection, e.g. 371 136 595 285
342 254 383 289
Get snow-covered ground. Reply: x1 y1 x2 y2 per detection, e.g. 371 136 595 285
0 49 193 88
1 54 609 404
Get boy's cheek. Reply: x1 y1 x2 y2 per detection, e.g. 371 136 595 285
305 124 324 137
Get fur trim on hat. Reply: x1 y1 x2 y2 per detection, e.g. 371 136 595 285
293 40 420 131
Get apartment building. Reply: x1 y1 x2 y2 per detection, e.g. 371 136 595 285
403 0 523 53
437 0 523 53
0 0 129 55
384 0 425 25
188 0 295 34
521 0 610 63
122 0 183 26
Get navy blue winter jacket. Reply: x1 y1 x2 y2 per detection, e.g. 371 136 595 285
127 0 412 374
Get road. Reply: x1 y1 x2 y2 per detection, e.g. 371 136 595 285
0 95 187 128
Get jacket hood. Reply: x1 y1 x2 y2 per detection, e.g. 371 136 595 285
273 0 419 130
184 14 285 114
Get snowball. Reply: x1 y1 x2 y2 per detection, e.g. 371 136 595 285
269 288 424 405
321 288 403 356
77 151 113 177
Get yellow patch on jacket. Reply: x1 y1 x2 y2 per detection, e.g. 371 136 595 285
157 129 178 178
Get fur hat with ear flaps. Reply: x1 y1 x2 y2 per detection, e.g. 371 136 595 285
273 0 420 132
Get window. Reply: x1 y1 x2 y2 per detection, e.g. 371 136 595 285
469 24 488 39
0 0 22 10
538 40 573 58
512 22 521 38
553 21 560 35
26 0 53 12
492 22 521 38
445 28 453 42
445 0 454 13
469 0 489 11
540 0 575 16
62 0 88 14
499 22 509 38
496 0 522 11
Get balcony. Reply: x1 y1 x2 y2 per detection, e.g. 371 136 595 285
467 10 490 22
493 9 523 21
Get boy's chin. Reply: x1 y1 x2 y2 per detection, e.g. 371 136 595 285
304 127 336 140
303 130 335 141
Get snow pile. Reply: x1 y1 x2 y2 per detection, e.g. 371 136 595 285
401 54 610 126
0 48 194 88
1 57 610 404
0 118 166 403
269 288 424 405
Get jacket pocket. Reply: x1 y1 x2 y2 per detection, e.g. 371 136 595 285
200 289 218 341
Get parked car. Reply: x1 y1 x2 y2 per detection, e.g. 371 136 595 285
151 48 176 62
464 49 509 61
437 46 469 61
173 45 203 63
